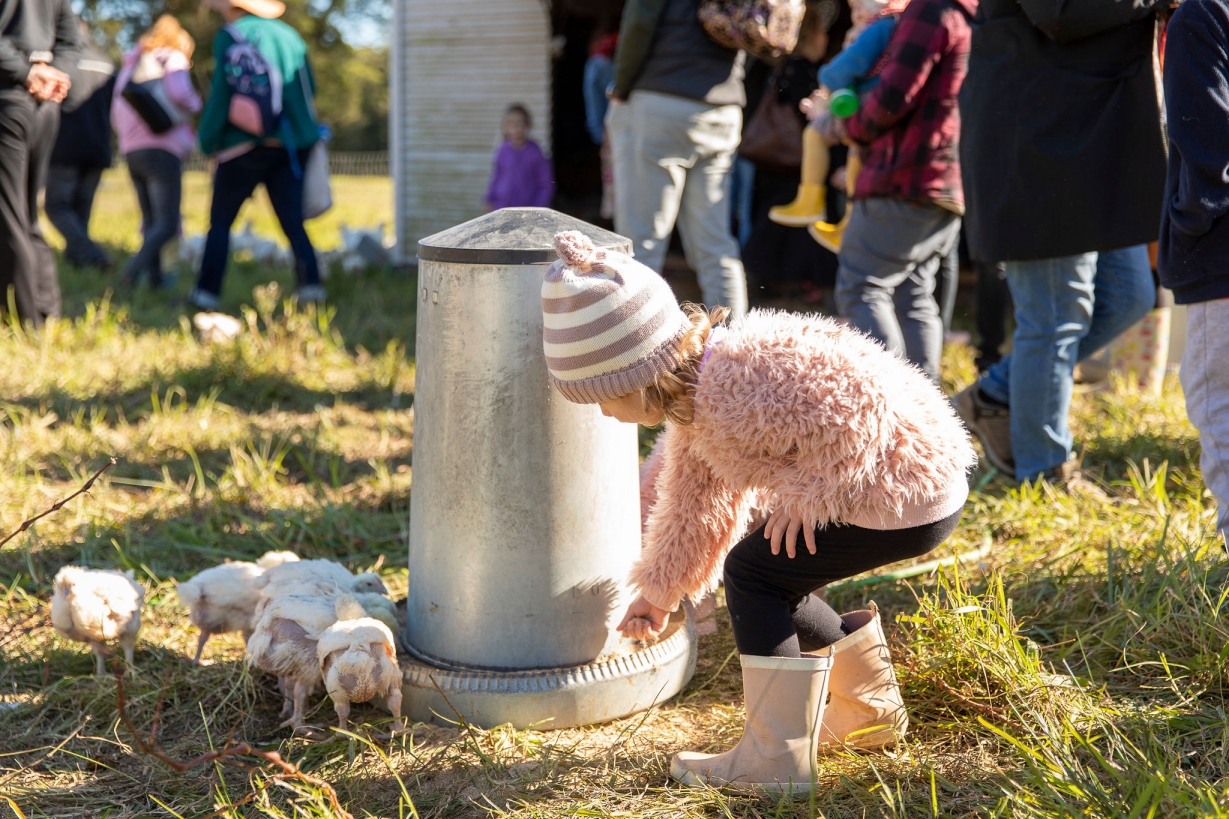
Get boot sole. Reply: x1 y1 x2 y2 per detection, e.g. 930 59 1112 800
769 212 825 228
807 223 841 253
670 759 820 796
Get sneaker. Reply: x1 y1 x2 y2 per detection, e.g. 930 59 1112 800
953 383 1016 478
187 287 222 312
296 284 326 305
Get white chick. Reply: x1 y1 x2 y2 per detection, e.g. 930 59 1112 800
255 559 387 614
317 607 403 732
256 551 300 570
175 551 300 665
50 566 144 676
247 593 364 734
352 592 400 641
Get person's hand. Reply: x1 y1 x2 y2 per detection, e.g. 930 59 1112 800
811 109 848 147
26 64 70 103
617 595 670 641
765 509 817 559
830 165 847 191
800 89 830 122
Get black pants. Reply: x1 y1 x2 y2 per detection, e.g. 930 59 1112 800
723 509 963 657
975 260 1011 371
45 163 108 267
0 87 61 326
124 149 182 287
194 146 319 304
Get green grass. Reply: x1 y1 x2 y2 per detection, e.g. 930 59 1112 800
2 247 1228 817
46 168 394 255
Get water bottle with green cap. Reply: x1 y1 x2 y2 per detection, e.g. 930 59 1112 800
830 88 860 119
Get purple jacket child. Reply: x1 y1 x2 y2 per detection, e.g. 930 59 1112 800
485 139 554 211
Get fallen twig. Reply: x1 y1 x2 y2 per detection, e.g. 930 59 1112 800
112 659 353 819
0 458 116 549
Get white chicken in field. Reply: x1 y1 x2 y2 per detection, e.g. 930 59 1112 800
352 592 400 642
317 608 403 732
247 593 366 733
176 551 301 665
50 566 144 675
255 559 387 614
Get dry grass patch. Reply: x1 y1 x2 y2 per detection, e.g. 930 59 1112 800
3 273 1228 817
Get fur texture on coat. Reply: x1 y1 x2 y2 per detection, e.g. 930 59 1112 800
630 310 975 612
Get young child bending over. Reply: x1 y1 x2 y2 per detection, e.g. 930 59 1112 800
542 231 974 793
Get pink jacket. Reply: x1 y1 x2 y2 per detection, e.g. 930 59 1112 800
112 47 202 160
632 310 975 612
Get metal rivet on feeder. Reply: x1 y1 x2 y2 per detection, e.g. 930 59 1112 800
403 207 697 730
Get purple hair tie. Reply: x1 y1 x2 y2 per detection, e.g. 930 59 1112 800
698 326 727 373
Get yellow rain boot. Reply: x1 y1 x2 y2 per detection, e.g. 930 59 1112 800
670 649 835 795
809 152 861 253
817 602 909 752
769 128 828 227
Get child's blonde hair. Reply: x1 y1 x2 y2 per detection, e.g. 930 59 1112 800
642 304 731 427
140 15 195 58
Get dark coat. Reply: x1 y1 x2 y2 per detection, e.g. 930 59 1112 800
1157 0 1229 305
958 0 1167 262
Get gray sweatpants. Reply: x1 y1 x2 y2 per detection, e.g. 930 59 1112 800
835 198 961 380
1181 298 1229 537
607 90 748 318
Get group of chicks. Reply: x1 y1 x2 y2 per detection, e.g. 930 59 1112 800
49 552 406 737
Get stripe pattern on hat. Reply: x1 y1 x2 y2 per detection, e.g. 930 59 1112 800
542 233 691 405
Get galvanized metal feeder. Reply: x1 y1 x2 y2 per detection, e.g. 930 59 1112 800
404 207 697 730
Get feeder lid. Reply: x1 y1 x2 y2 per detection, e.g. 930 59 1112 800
418 207 633 265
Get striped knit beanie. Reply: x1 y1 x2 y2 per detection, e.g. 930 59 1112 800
542 231 691 404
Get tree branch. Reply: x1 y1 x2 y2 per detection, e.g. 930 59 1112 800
0 458 116 549
113 660 353 819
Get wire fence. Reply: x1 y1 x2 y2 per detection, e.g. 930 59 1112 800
149 151 390 177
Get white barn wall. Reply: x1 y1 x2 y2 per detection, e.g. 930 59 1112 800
395 0 552 259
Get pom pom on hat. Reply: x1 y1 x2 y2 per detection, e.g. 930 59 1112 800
542 231 691 404
553 231 600 271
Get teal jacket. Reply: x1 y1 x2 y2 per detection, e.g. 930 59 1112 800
198 15 319 156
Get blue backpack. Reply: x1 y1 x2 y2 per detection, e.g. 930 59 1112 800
222 25 282 138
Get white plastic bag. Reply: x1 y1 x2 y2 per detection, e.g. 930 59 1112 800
302 139 332 219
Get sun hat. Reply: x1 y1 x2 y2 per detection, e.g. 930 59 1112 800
542 231 691 405
204 0 286 19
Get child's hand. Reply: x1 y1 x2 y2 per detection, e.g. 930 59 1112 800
617 595 670 641
830 165 847 190
765 509 817 559
800 89 830 122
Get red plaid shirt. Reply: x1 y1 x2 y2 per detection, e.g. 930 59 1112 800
845 0 976 208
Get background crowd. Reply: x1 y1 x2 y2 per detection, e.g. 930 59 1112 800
0 0 1224 535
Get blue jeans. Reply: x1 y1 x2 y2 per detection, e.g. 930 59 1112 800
193 146 319 304
979 246 1155 480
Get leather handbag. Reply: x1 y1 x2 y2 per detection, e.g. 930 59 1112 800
738 78 804 170
698 0 806 58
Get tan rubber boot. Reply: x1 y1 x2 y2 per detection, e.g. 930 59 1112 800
770 129 829 227
670 650 834 794
818 602 908 752
808 152 862 252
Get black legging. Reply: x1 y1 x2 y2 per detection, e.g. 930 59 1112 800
722 509 963 657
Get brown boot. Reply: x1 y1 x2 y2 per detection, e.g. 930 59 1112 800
818 602 908 752
670 651 834 794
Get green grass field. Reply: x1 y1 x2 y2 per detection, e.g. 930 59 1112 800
45 169 393 255
3 200 1229 818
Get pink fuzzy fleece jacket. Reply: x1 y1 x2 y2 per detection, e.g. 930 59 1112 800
631 310 975 612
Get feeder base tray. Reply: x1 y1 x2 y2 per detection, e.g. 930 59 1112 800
399 611 697 730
